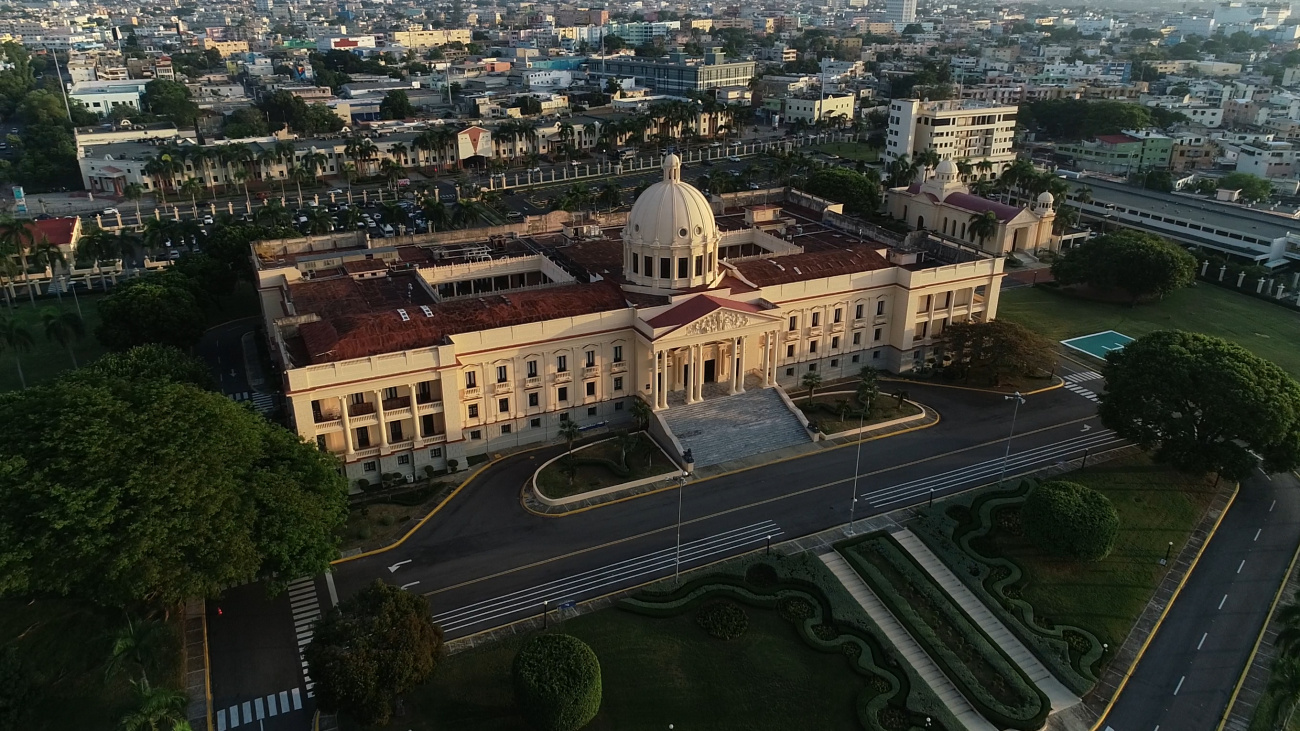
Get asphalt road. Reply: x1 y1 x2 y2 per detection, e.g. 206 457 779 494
208 375 1109 728
1099 470 1300 731
194 317 258 397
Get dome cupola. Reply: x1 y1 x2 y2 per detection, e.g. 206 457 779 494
623 154 722 290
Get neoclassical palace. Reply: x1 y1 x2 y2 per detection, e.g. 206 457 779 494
255 155 1005 485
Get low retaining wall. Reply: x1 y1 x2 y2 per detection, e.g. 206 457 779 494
811 390 928 438
531 433 680 508
771 384 819 441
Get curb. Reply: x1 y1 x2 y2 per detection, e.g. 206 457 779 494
1215 525 1300 731
878 375 1065 397
1089 481 1240 731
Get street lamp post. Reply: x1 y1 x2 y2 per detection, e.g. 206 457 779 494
848 408 865 534
674 471 687 584
999 392 1026 484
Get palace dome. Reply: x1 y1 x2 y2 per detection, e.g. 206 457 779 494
623 154 718 249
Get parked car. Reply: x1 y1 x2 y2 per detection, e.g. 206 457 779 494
202 215 214 225
327 188 344 195
101 207 119 215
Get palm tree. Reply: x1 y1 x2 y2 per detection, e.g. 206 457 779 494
179 178 203 213
304 207 334 235
1268 655 1300 730
453 200 487 228
336 206 362 230
630 396 653 430
105 615 169 685
389 141 409 168
886 155 920 188
30 240 64 303
379 158 404 190
345 136 378 178
558 418 581 455
801 371 822 404
255 200 292 228
0 217 36 304
598 182 621 211
290 165 315 203
421 199 450 232
119 680 187 731
40 307 84 367
123 182 146 223
968 210 1000 250
0 317 33 386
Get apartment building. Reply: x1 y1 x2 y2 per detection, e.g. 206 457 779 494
885 98 1019 176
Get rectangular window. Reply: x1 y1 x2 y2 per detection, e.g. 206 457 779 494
430 447 442 458
917 321 929 339
873 350 880 360
613 345 623 363
677 257 688 278
586 381 596 396
559 413 569 422
470 429 481 440
874 327 882 342
558 386 568 402
613 376 623 391
644 254 652 274
615 400 624 410
397 454 410 465
786 367 795 377
786 344 795 358
383 386 398 400
465 371 477 388
876 301 885 316
852 354 860 363
527 360 538 377
833 308 842 323
811 312 820 327
588 406 597 416
810 340 818 353
421 414 435 436
853 332 862 345
585 350 595 368
467 404 479 419
363 461 377 472
694 255 703 276
631 255 639 274
831 336 840 349
557 355 568 372
356 427 371 448
788 315 797 331
855 304 864 319
528 392 539 407
530 417 541 428
660 258 671 278
496 365 508 383
501 424 511 435
388 421 403 442
498 397 509 413
831 359 838 367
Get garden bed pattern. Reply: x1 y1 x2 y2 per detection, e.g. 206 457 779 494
906 479 1103 695
835 533 1049 730
535 432 677 502
796 392 923 437
620 552 964 731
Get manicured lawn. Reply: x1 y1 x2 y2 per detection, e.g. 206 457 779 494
0 599 183 730
998 284 1300 378
0 293 108 393
390 607 867 731
971 454 1217 651
812 142 880 162
535 432 676 499
797 392 921 435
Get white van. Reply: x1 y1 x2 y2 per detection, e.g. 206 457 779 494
381 224 395 237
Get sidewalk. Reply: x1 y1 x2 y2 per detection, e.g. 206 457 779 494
820 551 997 731
892 528 1082 713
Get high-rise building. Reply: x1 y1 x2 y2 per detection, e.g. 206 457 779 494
885 98 1019 176
887 0 917 24
255 0 273 12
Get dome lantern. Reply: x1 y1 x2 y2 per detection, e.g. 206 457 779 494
623 154 722 290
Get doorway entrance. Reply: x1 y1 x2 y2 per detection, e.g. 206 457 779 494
703 359 716 383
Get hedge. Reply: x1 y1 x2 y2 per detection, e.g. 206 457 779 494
836 534 1049 730
696 600 748 640
1022 481 1119 562
512 634 602 731
619 552 963 731
906 479 1103 694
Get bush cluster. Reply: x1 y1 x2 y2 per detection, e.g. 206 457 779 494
695 600 748 640
512 634 602 731
1022 481 1120 562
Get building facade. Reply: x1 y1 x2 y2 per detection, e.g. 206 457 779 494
596 53 756 95
885 98 1018 176
257 156 1004 485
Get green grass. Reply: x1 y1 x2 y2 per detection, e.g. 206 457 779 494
0 293 108 393
0 599 182 730
536 433 676 499
971 454 1217 652
998 284 1300 378
798 393 921 435
390 607 867 731
812 142 880 162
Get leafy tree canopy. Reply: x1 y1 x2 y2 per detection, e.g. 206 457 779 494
0 373 348 606
1022 480 1119 561
305 580 442 725
1099 330 1300 479
84 344 216 390
95 272 207 351
255 90 344 135
513 633 602 731
799 167 880 216
936 319 1056 387
1218 172 1273 203
223 107 270 138
378 90 415 120
143 80 199 127
1018 99 1153 141
1051 230 1196 303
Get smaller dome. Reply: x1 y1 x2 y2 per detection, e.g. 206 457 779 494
1037 191 1055 205
935 159 958 176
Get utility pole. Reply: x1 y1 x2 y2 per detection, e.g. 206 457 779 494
999 392 1026 484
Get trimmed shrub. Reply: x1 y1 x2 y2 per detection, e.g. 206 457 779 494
696 600 748 640
512 634 602 731
1022 480 1119 561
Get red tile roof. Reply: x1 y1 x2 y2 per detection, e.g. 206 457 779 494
645 294 763 329
29 218 78 247
940 193 1025 222
1096 133 1141 145
732 247 890 286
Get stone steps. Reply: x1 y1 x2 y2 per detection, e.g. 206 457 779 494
662 387 811 468
892 528 1082 713
819 552 998 731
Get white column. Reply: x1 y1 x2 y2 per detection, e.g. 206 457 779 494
766 331 777 387
736 335 747 394
650 349 661 410
375 391 389 448
685 346 696 404
340 398 355 454
694 344 704 401
727 340 738 395
759 334 769 388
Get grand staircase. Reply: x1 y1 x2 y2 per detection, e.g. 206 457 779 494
661 387 812 468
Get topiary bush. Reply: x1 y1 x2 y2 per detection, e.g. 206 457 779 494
696 600 748 640
512 634 602 731
1022 480 1120 561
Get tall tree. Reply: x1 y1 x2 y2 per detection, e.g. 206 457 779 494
39 308 83 368
94 273 206 351
1099 330 1300 480
0 317 32 388
937 319 1056 387
1051 231 1197 304
305 580 443 726
0 373 349 606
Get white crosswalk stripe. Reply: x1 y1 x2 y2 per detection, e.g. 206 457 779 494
1064 370 1103 383
287 576 323 698
1064 382 1100 402
219 686 305 728
227 391 279 415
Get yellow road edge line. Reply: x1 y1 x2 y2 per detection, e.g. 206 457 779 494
877 375 1065 396
202 605 214 731
1091 482 1241 731
520 405 943 519
331 444 551 565
1215 524 1300 731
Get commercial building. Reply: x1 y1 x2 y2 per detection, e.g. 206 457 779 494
199 38 249 58
886 0 917 24
884 99 1018 176
1056 131 1172 175
388 29 472 49
1235 141 1298 179
257 156 1004 484
595 51 756 96
777 93 856 125
67 80 147 115
317 35 377 53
